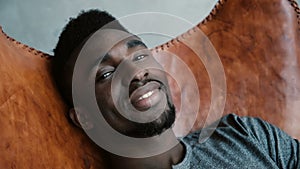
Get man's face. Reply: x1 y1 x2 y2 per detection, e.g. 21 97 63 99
69 30 175 138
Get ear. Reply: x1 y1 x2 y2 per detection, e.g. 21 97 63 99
69 108 94 130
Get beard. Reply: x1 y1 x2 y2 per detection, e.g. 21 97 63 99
98 92 176 138
98 79 176 138
126 99 176 138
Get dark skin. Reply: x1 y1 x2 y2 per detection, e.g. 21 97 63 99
64 30 185 169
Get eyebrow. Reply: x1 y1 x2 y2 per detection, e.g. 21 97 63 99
101 53 111 63
100 39 147 63
126 39 147 49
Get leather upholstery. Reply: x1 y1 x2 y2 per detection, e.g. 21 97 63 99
0 28 105 168
154 0 300 139
0 0 299 168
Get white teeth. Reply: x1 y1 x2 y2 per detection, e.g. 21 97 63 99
138 91 154 100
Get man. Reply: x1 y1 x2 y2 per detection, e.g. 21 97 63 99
52 9 299 169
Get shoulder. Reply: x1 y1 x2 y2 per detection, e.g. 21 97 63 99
182 113 255 144
214 113 291 142
218 113 278 133
184 113 289 143
219 113 295 142
181 114 300 168
219 113 266 127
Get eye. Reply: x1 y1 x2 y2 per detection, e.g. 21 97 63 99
96 70 114 82
133 54 148 61
102 71 113 79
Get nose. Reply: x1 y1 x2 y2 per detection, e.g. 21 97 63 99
119 60 149 86
128 68 149 96
133 69 149 82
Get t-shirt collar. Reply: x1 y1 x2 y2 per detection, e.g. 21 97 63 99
172 138 192 169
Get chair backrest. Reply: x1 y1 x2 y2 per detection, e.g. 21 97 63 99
0 0 299 168
0 28 105 168
154 0 300 138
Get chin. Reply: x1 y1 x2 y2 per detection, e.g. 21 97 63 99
127 101 176 138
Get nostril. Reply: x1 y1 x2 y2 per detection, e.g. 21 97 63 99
133 70 149 81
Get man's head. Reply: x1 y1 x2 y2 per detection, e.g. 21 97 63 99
53 9 125 105
52 9 176 138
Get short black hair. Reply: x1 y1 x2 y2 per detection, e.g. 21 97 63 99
52 9 127 106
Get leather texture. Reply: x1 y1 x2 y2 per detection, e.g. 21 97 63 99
0 28 105 168
0 0 299 168
154 0 300 139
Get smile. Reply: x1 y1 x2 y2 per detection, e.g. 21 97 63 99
138 90 154 100
129 81 164 111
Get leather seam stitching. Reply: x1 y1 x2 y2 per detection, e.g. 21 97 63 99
287 0 300 31
0 0 298 55
155 0 300 52
0 26 51 59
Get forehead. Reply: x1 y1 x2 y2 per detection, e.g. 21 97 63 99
106 36 147 58
80 29 146 62
67 29 133 67
66 29 149 77
82 29 133 59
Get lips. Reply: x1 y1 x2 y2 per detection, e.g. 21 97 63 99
129 81 162 111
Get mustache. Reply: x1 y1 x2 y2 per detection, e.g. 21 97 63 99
129 78 164 96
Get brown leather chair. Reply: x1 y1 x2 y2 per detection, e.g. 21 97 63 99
155 0 300 139
0 0 299 168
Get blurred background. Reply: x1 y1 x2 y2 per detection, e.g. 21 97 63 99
0 0 299 55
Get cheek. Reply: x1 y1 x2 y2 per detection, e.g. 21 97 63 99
95 82 114 109
95 85 129 130
95 84 119 120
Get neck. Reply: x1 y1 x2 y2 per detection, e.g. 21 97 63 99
106 140 185 169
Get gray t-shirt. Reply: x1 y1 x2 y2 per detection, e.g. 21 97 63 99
173 114 300 169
